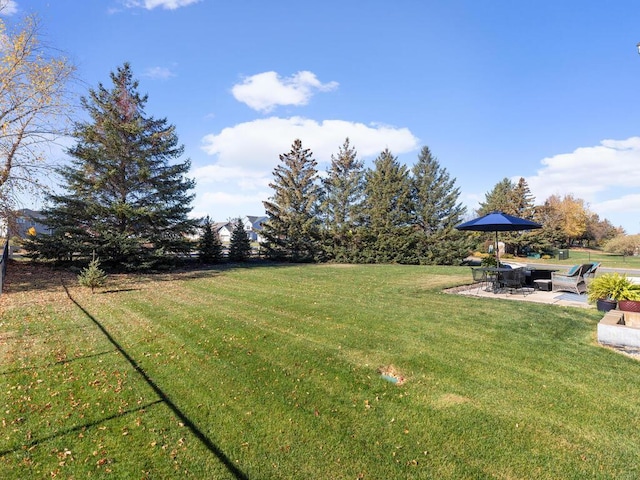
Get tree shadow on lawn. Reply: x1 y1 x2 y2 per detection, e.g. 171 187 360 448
0 400 163 457
0 348 116 376
1 260 77 296
2 258 294 298
61 283 250 480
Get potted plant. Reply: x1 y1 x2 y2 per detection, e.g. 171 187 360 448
586 273 640 312
481 254 497 267
618 283 640 312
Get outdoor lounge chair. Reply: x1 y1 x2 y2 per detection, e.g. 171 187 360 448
551 263 593 295
583 262 600 282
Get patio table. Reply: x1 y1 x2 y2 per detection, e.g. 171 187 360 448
482 267 514 292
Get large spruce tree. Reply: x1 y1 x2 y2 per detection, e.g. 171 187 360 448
198 216 223 264
476 177 538 256
228 218 252 262
320 138 365 262
478 177 519 216
28 63 198 269
261 139 322 262
411 146 469 264
360 149 414 263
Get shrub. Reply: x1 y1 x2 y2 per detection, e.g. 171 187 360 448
78 258 107 293
481 255 498 267
604 235 640 256
587 273 640 303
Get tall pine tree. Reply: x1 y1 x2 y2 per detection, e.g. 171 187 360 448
511 177 536 219
411 146 469 264
508 177 537 255
360 149 414 263
320 138 365 262
262 139 322 262
27 63 198 269
228 218 252 262
477 177 516 216
198 216 223 263
476 177 538 255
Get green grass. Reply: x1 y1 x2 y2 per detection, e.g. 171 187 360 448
524 248 640 270
2 263 640 479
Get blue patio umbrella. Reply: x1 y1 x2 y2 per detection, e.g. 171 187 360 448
455 211 542 265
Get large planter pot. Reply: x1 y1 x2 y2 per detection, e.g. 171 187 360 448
597 298 618 312
619 300 640 313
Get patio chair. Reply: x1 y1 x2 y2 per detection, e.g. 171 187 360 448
583 262 600 283
551 263 593 295
500 267 530 295
471 267 489 292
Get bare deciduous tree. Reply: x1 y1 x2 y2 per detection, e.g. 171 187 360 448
0 12 75 228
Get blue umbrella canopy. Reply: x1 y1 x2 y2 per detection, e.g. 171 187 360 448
455 211 542 232
456 211 542 264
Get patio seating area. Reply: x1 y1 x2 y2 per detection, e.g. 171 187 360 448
457 263 594 308
452 280 591 308
551 263 596 295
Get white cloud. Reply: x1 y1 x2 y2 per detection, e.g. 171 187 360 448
0 0 18 15
232 71 339 113
201 116 418 167
194 115 419 221
142 66 176 80
525 137 640 232
192 164 270 190
122 0 200 10
594 194 640 215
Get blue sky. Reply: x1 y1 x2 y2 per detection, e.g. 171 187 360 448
3 0 640 233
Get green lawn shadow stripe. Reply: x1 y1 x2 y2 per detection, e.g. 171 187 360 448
63 284 250 480
0 400 163 456
0 348 116 376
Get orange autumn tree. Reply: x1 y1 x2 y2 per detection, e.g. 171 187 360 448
0 13 75 222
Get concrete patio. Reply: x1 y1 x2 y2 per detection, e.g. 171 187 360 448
451 283 592 308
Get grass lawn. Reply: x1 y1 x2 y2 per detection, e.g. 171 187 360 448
2 261 640 479
524 248 640 271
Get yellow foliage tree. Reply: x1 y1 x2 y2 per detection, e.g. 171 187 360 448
545 194 589 245
0 13 75 218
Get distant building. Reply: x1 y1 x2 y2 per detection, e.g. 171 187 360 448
14 209 52 238
213 222 233 243
243 215 267 243
208 216 267 244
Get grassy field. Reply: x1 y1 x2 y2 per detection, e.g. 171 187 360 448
524 248 640 271
1 261 640 479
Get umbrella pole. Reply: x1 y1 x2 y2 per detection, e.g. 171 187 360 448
495 231 499 266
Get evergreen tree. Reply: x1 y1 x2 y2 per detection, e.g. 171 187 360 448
262 139 322 262
198 216 223 263
477 178 516 216
320 138 365 262
511 177 536 218
410 146 469 265
77 257 107 293
26 63 198 270
228 218 252 262
508 177 537 254
360 149 414 263
476 177 538 256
